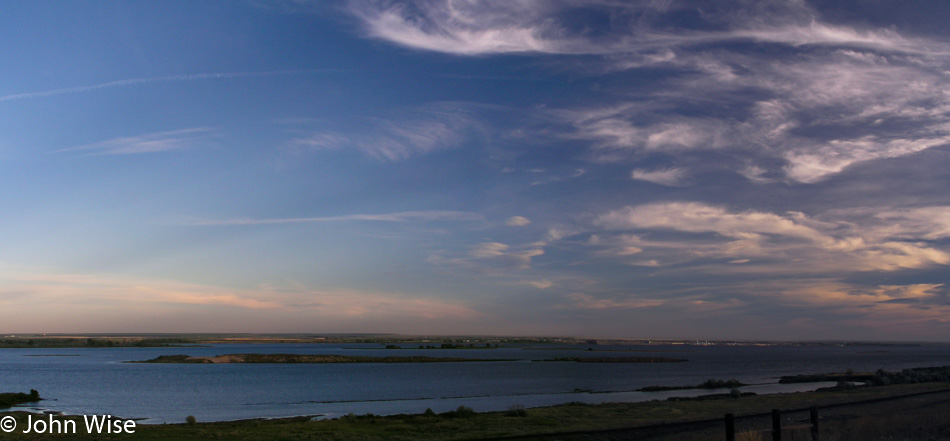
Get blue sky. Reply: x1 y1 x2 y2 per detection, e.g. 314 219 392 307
2 0 950 341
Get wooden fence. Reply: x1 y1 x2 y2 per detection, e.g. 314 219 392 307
725 406 819 441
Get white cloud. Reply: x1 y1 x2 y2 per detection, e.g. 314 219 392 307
523 279 553 289
738 164 773 184
596 202 830 243
631 167 688 186
593 202 950 272
506 216 531 226
469 241 544 269
733 22 921 53
875 207 950 240
470 242 510 258
764 280 945 308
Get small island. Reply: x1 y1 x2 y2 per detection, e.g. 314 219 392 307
0 389 40 408
638 378 746 392
130 354 514 363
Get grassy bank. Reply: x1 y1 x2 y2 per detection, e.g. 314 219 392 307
3 383 949 440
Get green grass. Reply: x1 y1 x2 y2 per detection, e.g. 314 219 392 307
820 402 950 441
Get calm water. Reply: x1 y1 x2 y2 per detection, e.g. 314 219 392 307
2 343 950 423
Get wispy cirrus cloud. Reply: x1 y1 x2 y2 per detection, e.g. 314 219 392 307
562 106 729 158
557 49 950 182
348 0 577 55
182 210 484 226
289 102 484 161
55 128 218 155
349 1 949 57
350 0 950 182
0 69 341 103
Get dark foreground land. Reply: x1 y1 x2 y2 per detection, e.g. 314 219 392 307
3 383 950 441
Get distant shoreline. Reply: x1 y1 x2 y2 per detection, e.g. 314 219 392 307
128 353 689 364
128 354 516 363
2 333 941 348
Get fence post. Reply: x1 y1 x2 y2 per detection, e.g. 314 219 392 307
810 406 819 441
725 413 735 441
772 409 782 441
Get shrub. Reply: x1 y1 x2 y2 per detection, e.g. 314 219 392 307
700 378 745 389
505 404 527 417
185 415 197 426
423 408 435 416
441 405 477 418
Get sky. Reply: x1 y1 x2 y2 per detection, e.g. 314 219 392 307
2 0 950 341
